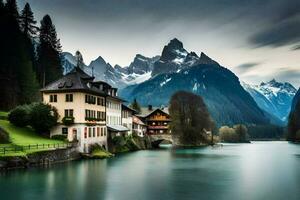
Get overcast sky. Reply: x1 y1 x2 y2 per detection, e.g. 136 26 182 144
19 0 300 87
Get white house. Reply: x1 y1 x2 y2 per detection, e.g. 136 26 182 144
132 115 147 137
121 104 136 135
40 67 121 153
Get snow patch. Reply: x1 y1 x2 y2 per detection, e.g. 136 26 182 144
160 77 172 87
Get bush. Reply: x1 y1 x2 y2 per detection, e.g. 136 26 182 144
8 105 31 127
0 127 10 143
219 125 249 143
112 136 126 146
51 134 67 141
219 126 237 142
29 103 59 135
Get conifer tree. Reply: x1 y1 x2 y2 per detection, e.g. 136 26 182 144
130 98 141 114
0 0 21 110
19 3 38 37
0 0 40 109
37 15 63 87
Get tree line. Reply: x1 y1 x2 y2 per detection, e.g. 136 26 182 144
0 0 63 111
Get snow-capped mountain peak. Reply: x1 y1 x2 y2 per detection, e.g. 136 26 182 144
242 79 296 122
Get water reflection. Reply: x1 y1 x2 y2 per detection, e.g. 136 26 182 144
1 142 300 200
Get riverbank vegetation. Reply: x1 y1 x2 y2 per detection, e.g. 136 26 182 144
109 134 152 153
89 144 113 159
8 103 59 135
169 91 215 146
219 124 250 143
0 118 64 157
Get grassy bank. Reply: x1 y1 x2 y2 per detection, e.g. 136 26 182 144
0 119 65 157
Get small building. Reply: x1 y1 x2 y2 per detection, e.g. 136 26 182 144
132 115 147 137
138 105 171 135
121 104 136 135
40 67 125 153
105 89 129 138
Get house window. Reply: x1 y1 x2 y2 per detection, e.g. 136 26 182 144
93 127 95 137
62 128 68 135
49 94 57 102
85 95 96 104
88 128 92 137
66 94 73 102
84 127 87 138
97 127 100 137
64 109 73 117
104 128 106 136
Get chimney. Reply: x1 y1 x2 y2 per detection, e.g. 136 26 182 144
148 105 153 111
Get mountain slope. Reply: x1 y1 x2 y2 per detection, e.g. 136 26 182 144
120 63 269 126
291 88 300 112
242 79 296 122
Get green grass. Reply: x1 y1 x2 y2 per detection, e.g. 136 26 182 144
91 149 113 159
0 119 65 157
0 111 8 117
0 111 8 120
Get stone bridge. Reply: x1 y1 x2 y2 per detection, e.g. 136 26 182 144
149 134 173 148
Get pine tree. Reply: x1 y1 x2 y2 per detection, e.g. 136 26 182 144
130 98 141 114
5 0 19 18
19 3 38 37
0 0 40 110
0 0 21 110
37 15 63 87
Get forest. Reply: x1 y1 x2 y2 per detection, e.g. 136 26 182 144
0 0 63 111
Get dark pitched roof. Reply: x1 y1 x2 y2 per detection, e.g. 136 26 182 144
137 107 169 118
122 104 137 114
40 67 125 102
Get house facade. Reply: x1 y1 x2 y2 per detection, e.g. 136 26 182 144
132 115 147 137
121 104 136 135
41 67 126 153
138 106 171 135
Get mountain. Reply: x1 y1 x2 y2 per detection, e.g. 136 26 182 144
242 79 296 123
61 52 159 88
291 88 300 113
120 38 269 126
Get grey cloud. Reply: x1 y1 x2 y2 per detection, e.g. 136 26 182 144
291 45 300 50
249 1 300 47
273 68 300 87
236 62 261 74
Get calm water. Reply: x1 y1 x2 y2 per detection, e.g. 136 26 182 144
1 142 300 200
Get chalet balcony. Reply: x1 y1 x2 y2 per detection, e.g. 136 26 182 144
147 125 169 130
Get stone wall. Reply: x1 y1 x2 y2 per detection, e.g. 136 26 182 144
0 146 80 170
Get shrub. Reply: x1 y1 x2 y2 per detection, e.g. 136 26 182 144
233 124 249 142
29 103 59 135
8 105 31 127
219 126 237 142
51 134 67 141
112 136 126 146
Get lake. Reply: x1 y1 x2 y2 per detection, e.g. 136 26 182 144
1 142 300 200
